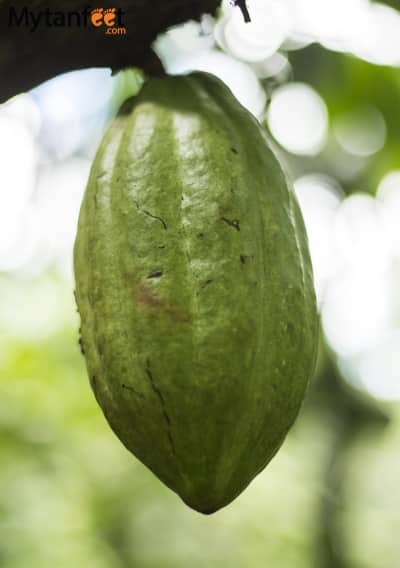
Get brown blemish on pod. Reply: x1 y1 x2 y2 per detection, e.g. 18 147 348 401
135 286 191 323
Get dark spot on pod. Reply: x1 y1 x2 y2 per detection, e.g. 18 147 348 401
78 336 85 355
287 322 295 334
196 279 213 296
142 210 168 230
221 217 240 231
231 147 238 154
122 383 144 398
240 255 247 264
147 271 163 279
73 290 79 312
197 233 204 238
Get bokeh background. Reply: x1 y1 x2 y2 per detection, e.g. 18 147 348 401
1 0 400 566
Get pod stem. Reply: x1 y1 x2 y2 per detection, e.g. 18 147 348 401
142 51 167 78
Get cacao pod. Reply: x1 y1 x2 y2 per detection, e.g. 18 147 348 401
74 72 318 514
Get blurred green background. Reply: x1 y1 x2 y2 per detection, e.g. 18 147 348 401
1 1 400 566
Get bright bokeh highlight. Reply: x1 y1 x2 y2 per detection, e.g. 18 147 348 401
267 83 328 155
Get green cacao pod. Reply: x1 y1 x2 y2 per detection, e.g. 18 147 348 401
74 72 318 514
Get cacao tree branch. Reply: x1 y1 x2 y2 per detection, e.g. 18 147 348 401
0 0 231 103
233 0 251 23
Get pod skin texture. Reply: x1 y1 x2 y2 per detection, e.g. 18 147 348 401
74 72 318 514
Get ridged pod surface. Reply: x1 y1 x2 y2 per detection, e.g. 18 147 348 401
74 72 318 514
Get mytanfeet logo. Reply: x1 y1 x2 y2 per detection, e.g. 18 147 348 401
90 8 127 35
8 6 128 35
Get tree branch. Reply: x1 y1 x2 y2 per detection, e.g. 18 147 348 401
0 0 222 103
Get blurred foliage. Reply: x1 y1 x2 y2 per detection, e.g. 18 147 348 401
290 46 400 191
